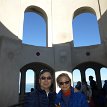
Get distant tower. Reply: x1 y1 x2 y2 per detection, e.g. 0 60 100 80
0 0 107 107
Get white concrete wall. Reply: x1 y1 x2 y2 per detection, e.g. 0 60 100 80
99 0 107 15
0 36 55 107
52 0 100 44
0 0 52 46
0 37 20 107
0 0 107 106
71 44 107 68
98 0 107 43
0 0 21 38
1 0 106 45
16 45 55 69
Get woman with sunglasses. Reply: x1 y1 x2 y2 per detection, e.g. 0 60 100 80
55 73 89 107
24 69 56 107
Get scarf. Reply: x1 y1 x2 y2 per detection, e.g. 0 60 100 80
62 88 71 96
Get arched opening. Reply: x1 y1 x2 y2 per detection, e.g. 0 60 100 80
25 69 34 92
73 61 105 89
22 6 47 47
100 67 107 87
20 62 55 95
72 69 81 87
73 7 101 47
85 68 96 85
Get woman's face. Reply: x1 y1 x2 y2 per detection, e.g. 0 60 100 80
39 72 52 91
58 76 71 92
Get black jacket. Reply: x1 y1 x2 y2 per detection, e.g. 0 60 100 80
24 88 56 107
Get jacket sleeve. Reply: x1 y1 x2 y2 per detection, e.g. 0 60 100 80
55 92 62 106
24 92 38 107
24 94 34 107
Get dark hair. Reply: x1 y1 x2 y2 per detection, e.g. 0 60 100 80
38 69 54 91
39 69 53 78
105 80 107 83
31 88 34 92
89 76 93 78
75 84 81 90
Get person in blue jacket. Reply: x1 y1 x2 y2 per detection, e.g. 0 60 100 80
24 69 56 107
55 73 89 107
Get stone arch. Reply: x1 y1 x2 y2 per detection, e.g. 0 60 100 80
85 68 96 82
23 5 48 46
100 67 107 87
73 6 96 19
25 5 47 22
72 6 101 47
72 61 106 89
74 61 106 69
19 62 55 96
25 69 35 92
72 69 81 87
20 62 54 73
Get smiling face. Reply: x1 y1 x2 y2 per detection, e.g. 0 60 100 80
39 72 52 92
58 75 71 92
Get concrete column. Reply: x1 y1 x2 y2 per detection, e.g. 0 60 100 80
80 67 87 82
20 71 26 95
34 70 40 89
34 72 36 90
94 67 102 89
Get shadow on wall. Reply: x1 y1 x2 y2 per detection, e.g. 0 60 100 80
98 9 107 43
0 22 19 40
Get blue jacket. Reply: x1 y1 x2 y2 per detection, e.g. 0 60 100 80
55 87 89 107
24 88 56 107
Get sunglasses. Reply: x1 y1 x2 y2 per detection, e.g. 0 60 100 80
59 81 70 85
40 76 52 80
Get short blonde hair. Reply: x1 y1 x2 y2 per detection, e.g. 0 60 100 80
56 73 71 85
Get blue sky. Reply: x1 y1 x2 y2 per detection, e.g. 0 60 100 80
23 12 107 84
23 12 46 46
73 13 101 47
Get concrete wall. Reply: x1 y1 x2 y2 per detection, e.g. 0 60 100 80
1 0 106 45
0 0 107 106
71 44 107 68
52 0 100 44
0 0 52 46
98 0 107 43
1 35 107 107
0 36 55 106
0 37 20 107
16 44 55 70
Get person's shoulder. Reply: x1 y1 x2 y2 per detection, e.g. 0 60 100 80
49 91 57 97
57 90 62 95
28 89 39 97
55 91 62 105
36 88 46 95
92 80 96 83
50 90 56 94
73 92 87 102
56 90 62 99
48 91 56 102
74 91 86 97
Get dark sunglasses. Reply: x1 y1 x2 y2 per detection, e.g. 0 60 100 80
40 76 52 80
59 81 70 85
